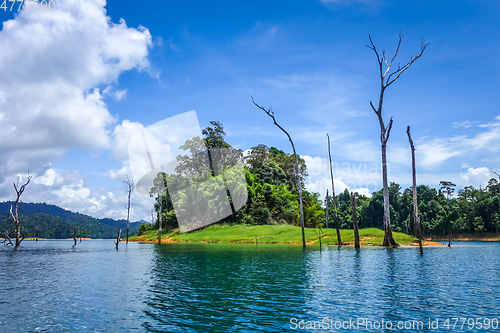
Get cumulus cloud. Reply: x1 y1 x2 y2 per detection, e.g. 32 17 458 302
0 0 153 174
453 120 476 128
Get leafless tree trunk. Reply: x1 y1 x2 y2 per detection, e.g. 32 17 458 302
407 126 423 255
252 97 306 248
366 32 427 247
158 193 162 245
350 192 360 249
325 189 329 228
10 173 32 248
115 229 122 249
124 176 135 244
327 133 342 247
73 227 77 246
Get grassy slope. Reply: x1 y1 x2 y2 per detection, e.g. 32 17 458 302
129 224 418 246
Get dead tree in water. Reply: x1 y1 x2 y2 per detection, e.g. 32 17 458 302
325 189 329 229
350 192 360 249
158 194 162 245
491 169 500 196
327 133 342 247
407 126 423 255
10 173 32 248
124 176 135 244
73 227 77 246
252 97 306 248
114 229 122 249
366 32 427 247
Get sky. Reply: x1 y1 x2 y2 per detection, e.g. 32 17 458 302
0 0 499 221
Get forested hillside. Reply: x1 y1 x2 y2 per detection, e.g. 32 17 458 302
0 202 142 239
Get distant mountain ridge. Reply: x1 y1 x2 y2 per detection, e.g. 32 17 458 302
0 201 142 239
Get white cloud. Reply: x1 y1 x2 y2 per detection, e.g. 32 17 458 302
303 155 380 196
103 85 128 101
417 137 464 168
460 167 493 189
0 0 153 175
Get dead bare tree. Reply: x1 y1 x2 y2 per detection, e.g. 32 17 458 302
350 192 360 249
10 173 32 248
252 97 306 248
145 209 155 225
114 229 122 249
73 227 77 246
325 189 329 228
407 126 423 255
327 133 342 247
366 32 428 247
124 176 135 243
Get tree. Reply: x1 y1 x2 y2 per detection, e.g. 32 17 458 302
252 97 306 248
366 32 428 247
440 181 456 200
327 133 342 247
350 192 360 249
407 126 423 255
124 175 135 243
9 173 32 247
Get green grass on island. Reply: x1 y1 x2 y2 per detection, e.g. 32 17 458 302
128 225 419 246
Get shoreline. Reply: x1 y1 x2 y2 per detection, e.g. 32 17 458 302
128 235 446 247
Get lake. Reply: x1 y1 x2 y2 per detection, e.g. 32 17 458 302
1 240 499 332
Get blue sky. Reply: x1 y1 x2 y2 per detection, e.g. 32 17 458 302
0 0 499 220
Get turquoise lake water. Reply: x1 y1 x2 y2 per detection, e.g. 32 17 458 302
1 240 499 332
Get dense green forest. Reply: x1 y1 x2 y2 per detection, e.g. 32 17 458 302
0 202 142 239
149 122 500 238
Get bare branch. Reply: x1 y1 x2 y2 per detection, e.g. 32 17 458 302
385 117 394 142
370 101 378 114
491 168 500 178
2 230 15 246
386 39 428 87
251 96 275 122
